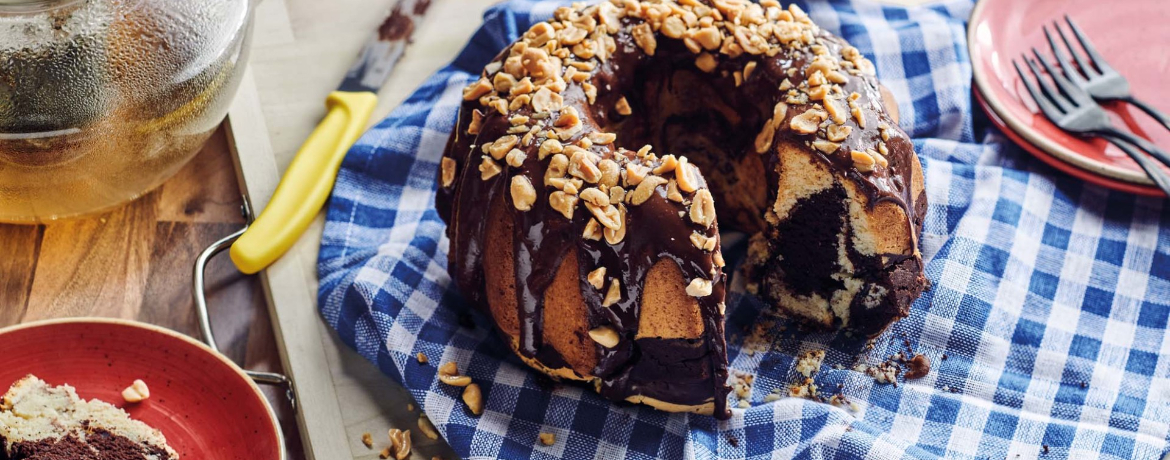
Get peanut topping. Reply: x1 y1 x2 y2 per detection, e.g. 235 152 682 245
694 27 723 50
603 204 627 244
568 149 602 183
686 278 713 297
539 139 564 160
548 191 578 219
601 280 622 307
825 124 852 142
587 202 622 231
851 150 876 172
589 132 617 145
652 155 679 175
632 22 657 55
532 87 564 113
615 96 633 115
755 119 777 154
666 179 685 203
689 189 716 228
587 267 606 289
463 78 492 101
609 186 626 204
625 163 650 186
579 187 609 207
790 108 827 134
505 149 527 168
811 140 840 154
489 135 519 160
630 175 668 205
544 153 568 186
690 232 718 251
695 52 718 73
468 110 484 135
674 158 700 193
440 157 457 188
824 96 848 124
582 218 603 241
589 325 620 348
479 157 502 180
510 176 537 211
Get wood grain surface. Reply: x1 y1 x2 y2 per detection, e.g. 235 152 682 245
0 128 306 460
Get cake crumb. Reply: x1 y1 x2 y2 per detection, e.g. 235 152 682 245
727 435 739 447
868 361 900 385
788 378 818 399
796 350 826 377
380 447 392 459
903 354 931 379
417 352 429 364
407 403 414 412
361 432 374 449
539 432 556 446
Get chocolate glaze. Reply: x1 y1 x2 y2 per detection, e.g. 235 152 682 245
438 3 925 418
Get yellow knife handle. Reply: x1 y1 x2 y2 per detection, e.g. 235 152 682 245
230 90 378 275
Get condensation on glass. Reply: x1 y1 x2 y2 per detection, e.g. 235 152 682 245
0 0 253 222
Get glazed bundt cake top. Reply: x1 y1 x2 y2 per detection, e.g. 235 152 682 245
438 0 922 419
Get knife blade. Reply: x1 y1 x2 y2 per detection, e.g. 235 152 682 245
339 0 433 93
229 0 432 275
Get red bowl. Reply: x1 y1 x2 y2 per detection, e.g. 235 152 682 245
0 319 283 460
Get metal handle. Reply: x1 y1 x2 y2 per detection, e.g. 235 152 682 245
193 200 297 411
1121 96 1170 133
1100 134 1170 197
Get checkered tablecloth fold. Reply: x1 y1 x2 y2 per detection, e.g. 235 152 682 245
318 1 1170 458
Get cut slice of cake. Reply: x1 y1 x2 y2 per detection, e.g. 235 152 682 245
0 375 178 460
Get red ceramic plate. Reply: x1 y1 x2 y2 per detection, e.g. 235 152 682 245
975 90 1166 197
0 319 283 460
970 0 1170 186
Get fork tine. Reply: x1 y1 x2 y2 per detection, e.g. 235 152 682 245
1064 15 1114 73
1014 58 1064 120
1053 20 1097 77
1031 48 1089 106
1044 24 1086 85
1027 52 1076 112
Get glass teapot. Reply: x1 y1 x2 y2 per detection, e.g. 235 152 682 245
0 0 253 222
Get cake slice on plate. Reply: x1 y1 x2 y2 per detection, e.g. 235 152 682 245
0 375 178 460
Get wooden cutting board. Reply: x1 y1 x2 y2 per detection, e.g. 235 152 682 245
225 0 495 458
226 0 933 459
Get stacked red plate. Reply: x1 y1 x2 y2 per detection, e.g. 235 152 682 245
970 0 1170 197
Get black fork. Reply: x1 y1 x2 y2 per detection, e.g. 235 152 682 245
1014 56 1170 196
1044 16 1170 131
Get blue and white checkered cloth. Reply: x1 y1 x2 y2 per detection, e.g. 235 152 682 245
317 1 1170 458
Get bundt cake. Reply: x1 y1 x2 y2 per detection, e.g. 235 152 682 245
437 0 927 419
